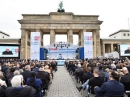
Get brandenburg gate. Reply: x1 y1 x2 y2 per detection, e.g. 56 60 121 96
18 12 102 59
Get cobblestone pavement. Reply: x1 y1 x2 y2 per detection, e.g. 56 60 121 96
46 66 82 97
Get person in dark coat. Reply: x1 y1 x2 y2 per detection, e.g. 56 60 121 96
36 67 50 94
120 67 130 96
5 75 36 97
120 67 130 83
33 64 40 72
124 46 130 54
94 71 124 97
21 65 32 83
26 72 42 97
82 67 93 82
0 85 6 97
6 67 15 86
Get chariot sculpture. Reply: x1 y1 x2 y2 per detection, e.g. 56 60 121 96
57 1 65 12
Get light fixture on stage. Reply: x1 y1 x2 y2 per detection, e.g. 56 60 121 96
54 42 71 49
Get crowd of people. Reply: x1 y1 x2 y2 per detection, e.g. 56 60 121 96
0 59 57 97
65 57 130 97
1 57 130 97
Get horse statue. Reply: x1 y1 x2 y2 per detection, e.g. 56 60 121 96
57 1 65 12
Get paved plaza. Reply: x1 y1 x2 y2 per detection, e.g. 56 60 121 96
46 66 82 97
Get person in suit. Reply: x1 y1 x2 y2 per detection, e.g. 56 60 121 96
58 54 63 60
5 75 36 97
2 48 13 55
120 67 130 97
94 71 124 97
21 65 32 83
120 67 130 83
124 46 130 54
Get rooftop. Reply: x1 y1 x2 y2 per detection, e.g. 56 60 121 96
0 30 10 37
109 29 130 37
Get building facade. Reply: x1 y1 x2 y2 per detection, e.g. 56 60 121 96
0 12 130 59
109 29 130 39
18 12 102 59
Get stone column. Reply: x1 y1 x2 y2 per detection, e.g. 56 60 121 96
78 32 81 46
20 29 28 60
50 29 55 44
111 43 113 52
67 29 73 43
41 33 44 46
27 31 30 59
40 31 43 46
81 29 85 46
108 44 111 53
96 29 101 57
78 29 84 46
103 44 105 55
93 31 96 58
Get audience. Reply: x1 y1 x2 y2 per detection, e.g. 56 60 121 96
94 71 124 97
0 59 57 97
1 57 130 97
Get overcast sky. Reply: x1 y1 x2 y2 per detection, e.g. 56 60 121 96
0 0 130 45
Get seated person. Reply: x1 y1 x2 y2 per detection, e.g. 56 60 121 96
26 72 42 97
82 67 93 82
0 71 7 87
120 67 130 83
5 75 36 97
77 68 104 96
0 85 6 97
94 71 124 97
2 48 13 55
58 54 63 60
120 67 130 96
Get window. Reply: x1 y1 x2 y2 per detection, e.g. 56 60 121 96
124 33 126 36
128 33 130 36
114 36 116 38
3 36 4 38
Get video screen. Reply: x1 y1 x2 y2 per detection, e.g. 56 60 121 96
120 44 130 56
0 46 19 57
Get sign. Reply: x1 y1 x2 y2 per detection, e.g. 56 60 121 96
30 32 40 60
120 44 130 56
45 42 77 59
84 32 93 59
0 46 19 57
